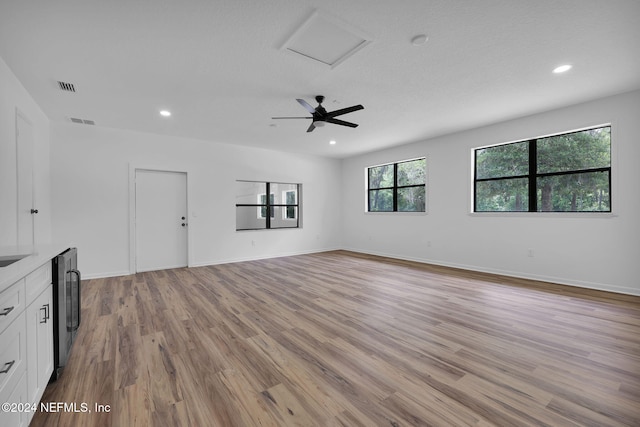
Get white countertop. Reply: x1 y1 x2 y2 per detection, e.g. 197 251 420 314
0 244 72 293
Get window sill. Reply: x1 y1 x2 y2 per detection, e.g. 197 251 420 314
468 211 617 219
364 211 427 216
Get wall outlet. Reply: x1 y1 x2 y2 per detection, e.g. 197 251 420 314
251 240 256 247
527 248 534 257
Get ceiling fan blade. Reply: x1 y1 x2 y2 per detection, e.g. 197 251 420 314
306 122 316 132
325 117 358 128
271 117 312 119
326 104 364 118
297 99 317 114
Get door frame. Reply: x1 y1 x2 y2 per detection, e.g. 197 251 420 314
128 163 191 274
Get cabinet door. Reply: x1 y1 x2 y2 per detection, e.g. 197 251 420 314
0 372 28 427
26 285 53 410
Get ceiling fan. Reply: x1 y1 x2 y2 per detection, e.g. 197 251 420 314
272 95 364 132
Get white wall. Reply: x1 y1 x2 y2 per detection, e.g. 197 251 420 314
341 90 640 296
6 45 638 295
50 123 342 278
0 57 51 246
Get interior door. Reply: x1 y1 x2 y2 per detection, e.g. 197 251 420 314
135 170 188 272
16 113 35 247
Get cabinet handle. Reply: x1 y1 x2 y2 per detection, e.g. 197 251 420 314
40 304 50 323
0 306 14 316
0 360 15 374
70 269 81 330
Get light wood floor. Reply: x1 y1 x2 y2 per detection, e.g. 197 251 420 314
31 251 640 427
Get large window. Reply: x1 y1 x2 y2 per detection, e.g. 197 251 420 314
367 158 426 212
474 126 611 212
236 181 300 230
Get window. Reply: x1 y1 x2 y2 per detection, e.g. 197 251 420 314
257 193 275 219
474 126 611 212
236 181 300 230
367 158 426 212
283 190 297 219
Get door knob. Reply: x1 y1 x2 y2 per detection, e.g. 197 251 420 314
31 209 39 214
181 216 186 220
182 223 187 227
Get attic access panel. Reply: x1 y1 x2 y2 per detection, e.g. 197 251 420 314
281 10 372 68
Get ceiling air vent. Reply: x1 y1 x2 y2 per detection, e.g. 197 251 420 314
69 117 95 125
57 81 76 92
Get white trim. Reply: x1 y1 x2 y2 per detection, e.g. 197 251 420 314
189 246 342 268
341 247 640 297
78 246 640 297
282 189 297 220
467 212 617 219
81 270 132 280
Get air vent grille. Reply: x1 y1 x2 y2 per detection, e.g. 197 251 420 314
69 117 95 125
57 81 76 92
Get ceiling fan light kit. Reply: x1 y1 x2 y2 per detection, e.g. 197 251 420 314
272 95 364 133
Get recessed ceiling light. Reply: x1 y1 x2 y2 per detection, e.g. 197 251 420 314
159 110 171 117
553 64 572 74
329 140 337 145
411 34 428 46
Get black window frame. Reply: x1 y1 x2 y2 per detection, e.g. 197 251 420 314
473 126 612 213
236 181 300 230
367 158 426 212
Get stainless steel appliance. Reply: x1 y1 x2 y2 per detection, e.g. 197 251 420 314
51 247 81 381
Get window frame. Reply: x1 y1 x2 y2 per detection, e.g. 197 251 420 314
282 190 297 220
473 125 612 213
257 193 275 219
366 157 426 213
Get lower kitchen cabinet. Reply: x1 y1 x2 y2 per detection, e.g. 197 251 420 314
1 372 29 427
0 261 54 427
26 284 53 424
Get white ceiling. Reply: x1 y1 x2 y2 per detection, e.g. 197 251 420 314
1 0 639 158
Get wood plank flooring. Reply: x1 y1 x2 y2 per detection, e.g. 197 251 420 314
30 251 640 426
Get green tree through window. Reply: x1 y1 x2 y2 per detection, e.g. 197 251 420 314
474 126 611 212
368 158 426 212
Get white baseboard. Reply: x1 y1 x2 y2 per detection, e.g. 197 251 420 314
189 246 342 268
78 247 639 297
81 270 132 280
340 247 640 297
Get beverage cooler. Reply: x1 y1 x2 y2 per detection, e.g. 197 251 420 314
51 247 81 381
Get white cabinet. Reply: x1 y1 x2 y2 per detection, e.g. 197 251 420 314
26 284 53 424
0 308 28 427
0 278 25 335
1 372 28 427
0 261 53 427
